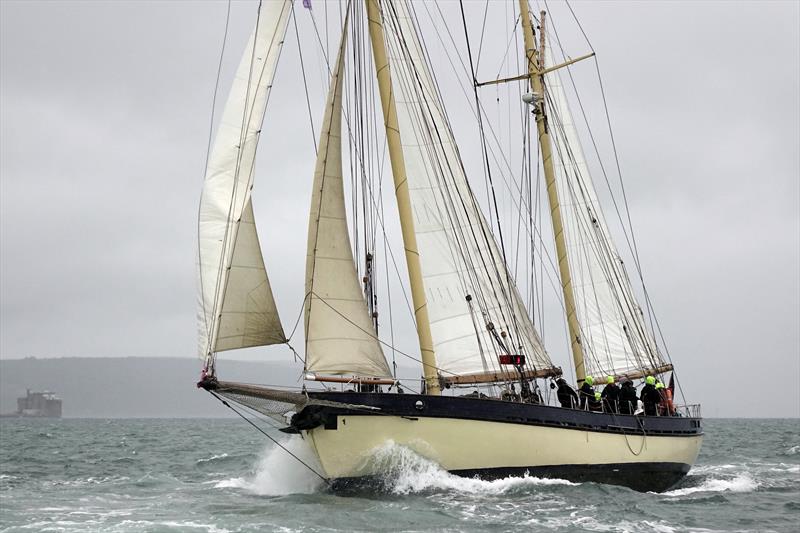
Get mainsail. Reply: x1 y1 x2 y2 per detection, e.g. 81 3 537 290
542 45 668 379
381 1 558 381
197 1 292 363
304 17 392 378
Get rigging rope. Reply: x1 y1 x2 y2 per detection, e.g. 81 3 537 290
292 3 318 152
425 1 565 308
197 0 232 368
207 390 331 486
388 1 535 383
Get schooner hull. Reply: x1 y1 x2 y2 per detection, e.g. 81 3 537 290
295 392 703 493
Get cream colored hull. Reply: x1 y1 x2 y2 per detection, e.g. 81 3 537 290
305 415 702 482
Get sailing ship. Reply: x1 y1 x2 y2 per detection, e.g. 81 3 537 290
196 0 703 493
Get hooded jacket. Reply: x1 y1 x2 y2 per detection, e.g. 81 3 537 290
556 379 578 409
619 381 637 414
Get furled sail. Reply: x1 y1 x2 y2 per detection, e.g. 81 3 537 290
304 19 393 378
381 1 558 381
542 45 668 379
197 1 292 362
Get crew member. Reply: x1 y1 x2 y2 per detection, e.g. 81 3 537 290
589 391 603 412
640 376 660 416
619 380 637 415
556 378 578 409
656 382 673 416
663 384 675 416
578 376 596 410
601 375 620 413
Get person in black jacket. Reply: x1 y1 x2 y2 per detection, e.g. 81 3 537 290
556 378 578 409
640 375 660 416
589 391 603 412
619 380 637 414
578 376 596 410
601 376 620 413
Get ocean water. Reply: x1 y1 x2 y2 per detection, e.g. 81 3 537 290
0 418 797 532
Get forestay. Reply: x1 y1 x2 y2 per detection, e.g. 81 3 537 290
381 1 557 379
542 44 666 379
197 1 292 363
304 18 393 378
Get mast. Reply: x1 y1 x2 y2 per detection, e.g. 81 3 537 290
518 3 587 383
365 0 440 395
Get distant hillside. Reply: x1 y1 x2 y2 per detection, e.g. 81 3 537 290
0 357 307 418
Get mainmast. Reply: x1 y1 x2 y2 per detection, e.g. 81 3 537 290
518 3 587 383
365 0 440 395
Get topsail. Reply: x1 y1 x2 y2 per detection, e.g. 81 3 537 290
543 44 668 379
197 1 292 362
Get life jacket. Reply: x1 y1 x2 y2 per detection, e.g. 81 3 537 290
664 388 675 415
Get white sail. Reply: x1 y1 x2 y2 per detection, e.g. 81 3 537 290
197 1 292 360
382 1 557 380
304 20 393 378
543 45 667 379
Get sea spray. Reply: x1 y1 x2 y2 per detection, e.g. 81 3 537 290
662 473 759 497
216 436 323 496
366 441 576 495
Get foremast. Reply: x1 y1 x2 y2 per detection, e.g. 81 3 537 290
365 0 440 395
518 4 586 384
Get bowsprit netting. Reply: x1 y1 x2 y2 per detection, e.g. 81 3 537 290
210 381 379 425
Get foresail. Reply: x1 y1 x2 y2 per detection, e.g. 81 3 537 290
381 1 557 380
214 199 285 352
197 1 292 360
304 18 392 378
542 45 667 379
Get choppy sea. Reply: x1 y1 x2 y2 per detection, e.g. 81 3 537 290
0 418 797 532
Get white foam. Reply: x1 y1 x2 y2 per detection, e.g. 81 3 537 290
787 445 800 455
109 520 230 533
662 474 758 497
47 475 130 487
159 520 231 533
768 463 800 474
215 436 323 496
555 517 680 533
368 441 576 495
692 464 738 473
197 453 229 464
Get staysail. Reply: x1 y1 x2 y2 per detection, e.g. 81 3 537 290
197 1 292 363
542 44 668 379
381 1 558 381
304 17 393 378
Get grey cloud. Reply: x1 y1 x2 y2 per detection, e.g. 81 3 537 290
1 1 797 417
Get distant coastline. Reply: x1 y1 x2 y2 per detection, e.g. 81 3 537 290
1 357 799 419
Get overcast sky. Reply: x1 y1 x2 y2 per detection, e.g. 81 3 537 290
1 0 798 417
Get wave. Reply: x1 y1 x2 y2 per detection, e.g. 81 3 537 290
367 441 577 495
158 520 231 533
46 475 131 487
663 474 758 497
109 520 231 533
196 453 229 464
768 463 800 474
215 436 323 496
